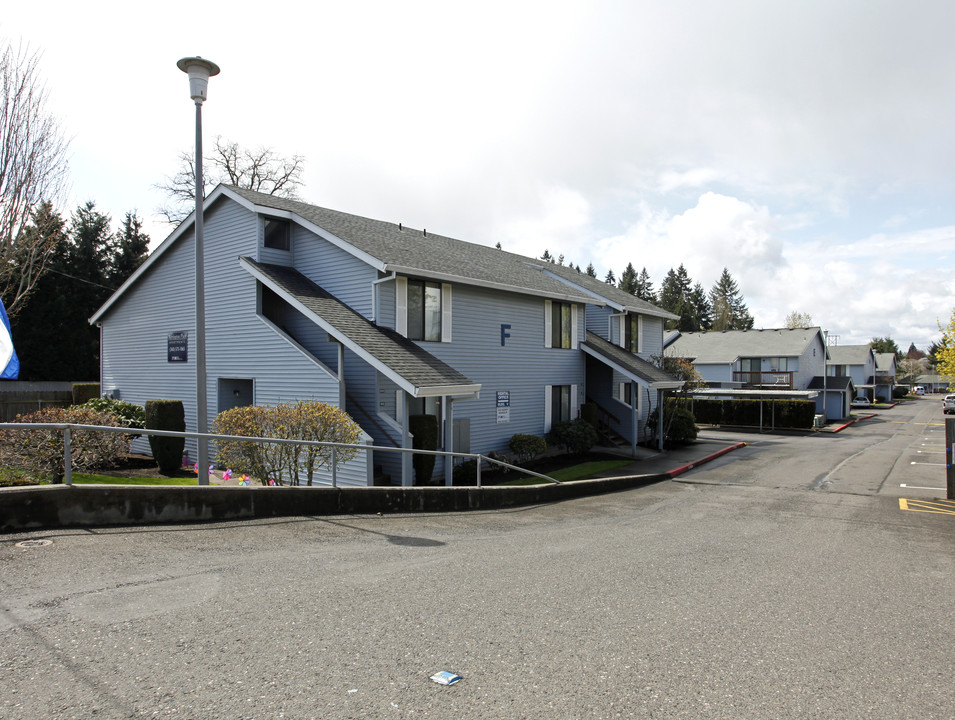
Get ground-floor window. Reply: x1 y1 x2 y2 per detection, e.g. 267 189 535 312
217 378 254 414
552 384 571 426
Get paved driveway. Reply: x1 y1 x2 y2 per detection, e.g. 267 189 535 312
2 403 953 719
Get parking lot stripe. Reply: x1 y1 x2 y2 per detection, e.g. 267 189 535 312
898 498 955 515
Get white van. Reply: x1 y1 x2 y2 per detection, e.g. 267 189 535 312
914 386 925 396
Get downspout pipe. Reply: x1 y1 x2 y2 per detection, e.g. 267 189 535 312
371 272 397 323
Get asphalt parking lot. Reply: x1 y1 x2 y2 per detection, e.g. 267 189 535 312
1 400 952 719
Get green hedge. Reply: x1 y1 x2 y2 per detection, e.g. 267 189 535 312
72 383 100 405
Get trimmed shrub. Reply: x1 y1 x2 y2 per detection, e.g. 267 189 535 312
145 399 186 475
893 386 908 399
667 407 698 443
453 459 477 485
213 401 362 485
508 433 547 464
82 397 145 429
647 403 698 445
409 413 439 485
0 406 129 483
72 383 100 405
549 418 598 455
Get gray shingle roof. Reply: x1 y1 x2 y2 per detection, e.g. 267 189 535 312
242 258 479 397
875 353 897 371
807 376 853 391
226 186 596 304
581 332 683 388
668 327 825 364
827 345 873 365
538 263 679 320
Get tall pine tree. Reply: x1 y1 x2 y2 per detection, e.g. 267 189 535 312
108 212 150 287
634 267 655 303
708 268 754 330
690 283 712 331
659 265 695 331
13 203 150 381
618 263 637 294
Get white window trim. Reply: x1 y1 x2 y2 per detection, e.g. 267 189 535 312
544 300 553 348
571 305 579 350
441 284 452 343
544 384 552 432
396 276 408 336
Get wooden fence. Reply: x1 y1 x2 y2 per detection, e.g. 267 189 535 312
0 382 76 421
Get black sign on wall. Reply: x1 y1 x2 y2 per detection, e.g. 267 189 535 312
168 331 188 362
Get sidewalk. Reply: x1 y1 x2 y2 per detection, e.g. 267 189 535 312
591 437 747 480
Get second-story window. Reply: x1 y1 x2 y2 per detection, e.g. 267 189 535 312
624 314 641 353
551 302 572 349
408 279 442 342
264 218 290 250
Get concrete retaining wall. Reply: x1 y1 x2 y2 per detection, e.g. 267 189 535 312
0 474 666 532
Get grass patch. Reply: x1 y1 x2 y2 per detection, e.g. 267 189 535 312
500 459 632 486
71 473 199 486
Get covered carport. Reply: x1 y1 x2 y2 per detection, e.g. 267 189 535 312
687 387 820 432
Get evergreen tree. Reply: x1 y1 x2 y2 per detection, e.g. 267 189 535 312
604 269 616 285
928 339 943 368
708 268 754 330
585 263 597 278
634 267 655 303
541 249 553 263
870 336 901 359
13 202 142 381
690 283 711 331
108 212 150 287
618 263 637 294
2 202 68 316
658 265 694 331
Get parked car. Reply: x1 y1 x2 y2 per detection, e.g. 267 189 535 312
943 395 955 415
914 386 925 395
852 397 871 408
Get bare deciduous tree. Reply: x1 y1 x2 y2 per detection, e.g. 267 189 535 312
156 136 304 224
0 41 70 316
784 310 814 328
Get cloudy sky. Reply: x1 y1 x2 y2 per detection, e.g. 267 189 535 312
5 0 955 349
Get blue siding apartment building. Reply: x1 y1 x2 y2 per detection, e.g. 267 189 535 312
91 186 682 486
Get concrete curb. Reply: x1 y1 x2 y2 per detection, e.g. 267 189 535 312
832 413 876 433
0 472 671 533
665 442 747 478
0 442 748 533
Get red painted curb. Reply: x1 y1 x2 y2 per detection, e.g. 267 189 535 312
666 442 747 479
832 413 876 433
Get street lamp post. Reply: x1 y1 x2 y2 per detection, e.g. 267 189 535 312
177 56 220 486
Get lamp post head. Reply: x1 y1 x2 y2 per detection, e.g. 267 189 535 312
176 56 220 103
